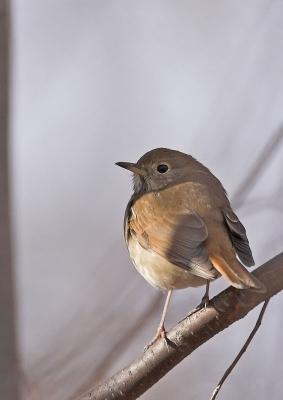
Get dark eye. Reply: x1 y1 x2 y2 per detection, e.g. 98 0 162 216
157 164 169 173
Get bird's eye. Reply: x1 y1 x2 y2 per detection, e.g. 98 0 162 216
157 164 169 174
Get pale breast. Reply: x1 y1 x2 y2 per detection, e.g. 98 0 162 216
128 236 207 290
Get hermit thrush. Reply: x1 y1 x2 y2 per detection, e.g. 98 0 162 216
116 148 265 345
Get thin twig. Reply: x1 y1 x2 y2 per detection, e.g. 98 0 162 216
209 299 269 400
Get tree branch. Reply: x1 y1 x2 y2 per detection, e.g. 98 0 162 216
77 252 283 400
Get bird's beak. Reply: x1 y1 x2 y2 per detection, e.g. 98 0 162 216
115 161 145 176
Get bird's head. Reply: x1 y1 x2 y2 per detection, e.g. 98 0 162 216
116 148 198 194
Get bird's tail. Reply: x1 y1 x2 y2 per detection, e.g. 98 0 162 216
210 254 266 292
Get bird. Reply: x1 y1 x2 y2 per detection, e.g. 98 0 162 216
116 148 265 345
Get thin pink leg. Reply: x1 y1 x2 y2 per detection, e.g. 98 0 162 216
147 289 173 347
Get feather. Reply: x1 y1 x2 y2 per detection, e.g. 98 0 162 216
223 208 255 267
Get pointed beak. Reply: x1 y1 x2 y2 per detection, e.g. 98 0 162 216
115 161 145 176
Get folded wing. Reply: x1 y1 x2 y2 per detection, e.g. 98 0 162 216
127 199 218 281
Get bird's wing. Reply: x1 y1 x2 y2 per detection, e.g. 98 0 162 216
128 200 217 280
124 195 135 244
222 208 255 267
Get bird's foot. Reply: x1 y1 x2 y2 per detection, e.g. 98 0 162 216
144 326 169 352
200 293 210 309
188 294 210 317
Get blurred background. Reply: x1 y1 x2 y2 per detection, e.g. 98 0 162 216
7 0 283 399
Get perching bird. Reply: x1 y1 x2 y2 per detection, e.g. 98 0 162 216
116 148 265 345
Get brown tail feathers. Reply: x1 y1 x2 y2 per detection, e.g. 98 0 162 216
210 254 266 293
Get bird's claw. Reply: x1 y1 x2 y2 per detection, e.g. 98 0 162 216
144 327 169 352
200 293 210 309
188 295 210 317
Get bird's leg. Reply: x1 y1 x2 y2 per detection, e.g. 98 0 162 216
188 281 210 317
200 280 210 308
146 289 173 349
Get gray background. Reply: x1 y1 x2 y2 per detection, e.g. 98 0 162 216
11 1 283 399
